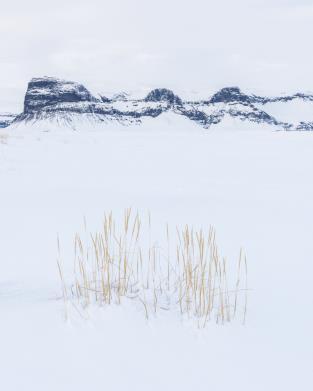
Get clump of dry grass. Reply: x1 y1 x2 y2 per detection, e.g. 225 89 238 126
58 209 248 326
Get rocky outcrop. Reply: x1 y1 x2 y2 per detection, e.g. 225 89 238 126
296 122 313 131
23 77 97 114
145 88 183 106
209 87 264 105
99 95 111 103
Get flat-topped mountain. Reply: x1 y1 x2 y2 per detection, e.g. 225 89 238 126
24 77 97 114
2 77 313 131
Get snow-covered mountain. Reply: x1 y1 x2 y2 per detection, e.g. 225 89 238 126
3 77 313 130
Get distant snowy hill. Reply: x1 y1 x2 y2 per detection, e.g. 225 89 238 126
3 77 313 131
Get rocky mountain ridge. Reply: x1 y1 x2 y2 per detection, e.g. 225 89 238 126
2 77 313 130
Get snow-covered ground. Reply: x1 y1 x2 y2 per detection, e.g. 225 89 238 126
0 123 312 390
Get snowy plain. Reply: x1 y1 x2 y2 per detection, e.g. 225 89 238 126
0 116 313 390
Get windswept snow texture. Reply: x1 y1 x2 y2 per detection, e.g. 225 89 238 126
9 76 313 131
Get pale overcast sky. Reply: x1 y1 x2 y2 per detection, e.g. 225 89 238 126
1 0 313 112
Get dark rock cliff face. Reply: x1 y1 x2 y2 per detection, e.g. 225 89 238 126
209 87 265 105
7 76 313 130
24 77 97 114
145 88 183 106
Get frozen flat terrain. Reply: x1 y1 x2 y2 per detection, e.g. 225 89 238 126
0 123 313 390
